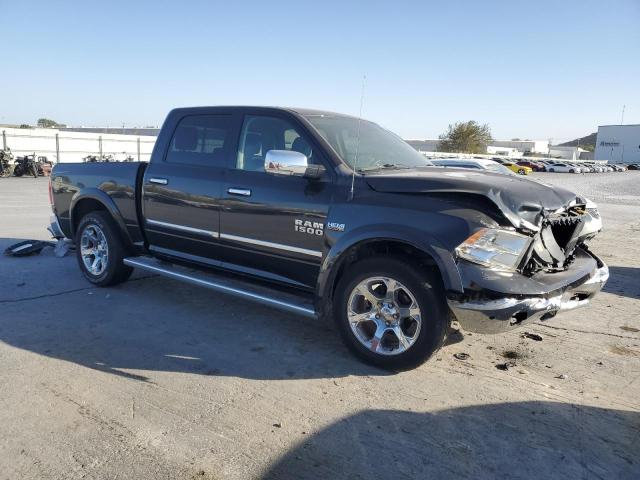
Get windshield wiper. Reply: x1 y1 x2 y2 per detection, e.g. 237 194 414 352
358 163 412 172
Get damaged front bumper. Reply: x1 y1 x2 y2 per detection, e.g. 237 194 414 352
447 248 609 333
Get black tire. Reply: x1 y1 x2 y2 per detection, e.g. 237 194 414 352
549 168 554 172
333 257 449 370
518 168 525 175
75 211 133 286
569 169 574 173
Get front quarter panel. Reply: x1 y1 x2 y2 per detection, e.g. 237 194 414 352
318 193 491 304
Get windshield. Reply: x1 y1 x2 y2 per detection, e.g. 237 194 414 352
305 114 433 171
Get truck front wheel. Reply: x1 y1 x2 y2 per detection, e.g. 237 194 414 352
75 211 133 286
333 257 449 370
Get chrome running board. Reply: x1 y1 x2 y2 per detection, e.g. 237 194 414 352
123 256 317 318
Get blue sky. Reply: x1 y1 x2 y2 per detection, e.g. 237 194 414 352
2 0 639 142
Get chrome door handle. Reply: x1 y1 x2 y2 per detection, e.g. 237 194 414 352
227 188 251 196
149 177 168 185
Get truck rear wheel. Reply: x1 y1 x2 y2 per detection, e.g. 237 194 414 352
75 211 133 286
333 257 449 370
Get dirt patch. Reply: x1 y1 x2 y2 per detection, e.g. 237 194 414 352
619 326 639 333
502 350 523 360
610 345 640 357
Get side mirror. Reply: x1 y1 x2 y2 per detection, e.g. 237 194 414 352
265 150 323 179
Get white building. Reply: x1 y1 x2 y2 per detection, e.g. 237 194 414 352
548 145 591 161
486 145 522 158
489 140 549 155
594 124 640 163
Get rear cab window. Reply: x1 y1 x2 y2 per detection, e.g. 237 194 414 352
166 115 231 166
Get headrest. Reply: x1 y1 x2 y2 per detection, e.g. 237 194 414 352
244 133 262 157
291 137 312 157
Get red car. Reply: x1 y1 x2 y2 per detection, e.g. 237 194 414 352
517 160 545 172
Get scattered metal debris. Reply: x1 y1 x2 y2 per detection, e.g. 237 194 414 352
495 361 516 371
54 239 74 257
555 374 568 380
454 352 470 361
522 332 543 341
4 240 55 257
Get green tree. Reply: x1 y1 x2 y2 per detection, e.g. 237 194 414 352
438 121 492 154
37 118 64 128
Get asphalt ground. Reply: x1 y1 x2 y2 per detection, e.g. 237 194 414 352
0 172 639 479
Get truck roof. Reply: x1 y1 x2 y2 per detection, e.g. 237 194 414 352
169 105 358 120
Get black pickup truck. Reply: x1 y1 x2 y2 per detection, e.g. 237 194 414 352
50 106 608 369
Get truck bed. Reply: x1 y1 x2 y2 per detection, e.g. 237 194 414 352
51 161 147 245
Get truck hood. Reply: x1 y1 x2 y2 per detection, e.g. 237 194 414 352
364 168 583 230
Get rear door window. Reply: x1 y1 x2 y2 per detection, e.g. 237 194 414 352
166 115 231 166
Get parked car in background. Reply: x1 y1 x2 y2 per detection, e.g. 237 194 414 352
546 162 582 173
584 163 605 173
574 163 594 173
567 162 588 173
430 158 515 175
516 160 545 172
626 164 640 170
503 162 532 175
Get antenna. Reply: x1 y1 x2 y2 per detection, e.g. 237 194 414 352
350 75 366 201
620 104 626 125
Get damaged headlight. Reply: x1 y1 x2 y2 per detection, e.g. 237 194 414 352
456 228 531 271
585 197 600 219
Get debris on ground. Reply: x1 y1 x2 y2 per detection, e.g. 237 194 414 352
555 374 568 380
54 239 74 257
453 352 470 361
495 361 516 371
4 240 56 257
272 423 282 428
522 332 543 341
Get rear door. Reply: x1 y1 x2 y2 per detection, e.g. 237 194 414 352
141 112 240 263
219 112 333 288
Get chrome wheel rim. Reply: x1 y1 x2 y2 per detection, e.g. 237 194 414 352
347 276 422 356
80 224 109 276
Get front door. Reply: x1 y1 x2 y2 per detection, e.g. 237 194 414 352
219 114 333 289
142 112 239 263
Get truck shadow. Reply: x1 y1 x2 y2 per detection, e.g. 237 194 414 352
0 249 395 381
260 401 639 480
602 266 640 300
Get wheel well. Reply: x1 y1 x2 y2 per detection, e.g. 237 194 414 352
72 198 108 234
329 240 442 299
